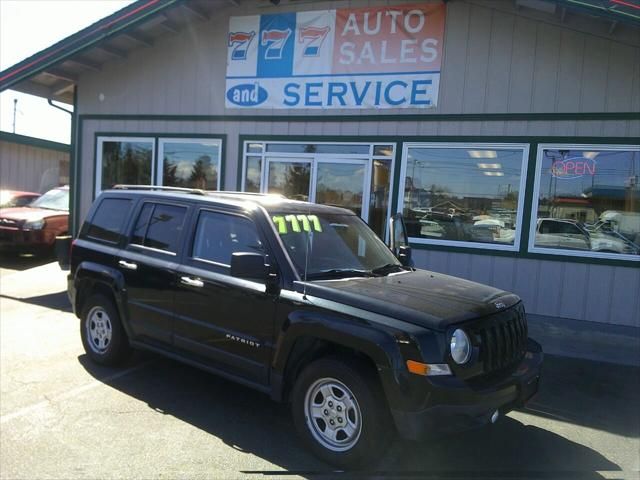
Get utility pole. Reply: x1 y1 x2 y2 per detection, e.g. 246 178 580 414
12 98 17 133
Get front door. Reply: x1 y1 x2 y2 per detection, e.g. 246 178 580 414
173 208 276 386
313 160 369 219
265 157 369 221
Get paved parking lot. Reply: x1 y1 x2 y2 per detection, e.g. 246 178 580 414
0 257 639 479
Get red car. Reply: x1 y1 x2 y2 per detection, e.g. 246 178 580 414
0 186 69 254
0 190 41 208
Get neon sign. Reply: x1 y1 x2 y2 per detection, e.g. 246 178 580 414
550 157 597 179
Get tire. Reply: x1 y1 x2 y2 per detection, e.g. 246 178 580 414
291 356 393 469
80 294 130 366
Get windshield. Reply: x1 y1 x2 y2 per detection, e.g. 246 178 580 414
271 212 401 279
30 188 69 211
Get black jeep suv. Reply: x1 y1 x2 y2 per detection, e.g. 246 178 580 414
68 186 542 468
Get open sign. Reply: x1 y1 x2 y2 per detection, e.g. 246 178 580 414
550 157 597 179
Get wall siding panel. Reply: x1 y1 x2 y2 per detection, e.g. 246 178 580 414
0 140 69 193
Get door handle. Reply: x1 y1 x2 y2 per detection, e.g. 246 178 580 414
118 260 138 271
180 276 204 288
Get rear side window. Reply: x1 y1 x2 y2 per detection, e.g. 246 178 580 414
86 198 133 243
131 203 187 254
192 211 263 266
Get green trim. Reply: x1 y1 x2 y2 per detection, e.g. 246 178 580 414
69 87 78 236
0 131 70 153
92 131 227 201
79 112 640 123
518 143 541 255
409 242 639 268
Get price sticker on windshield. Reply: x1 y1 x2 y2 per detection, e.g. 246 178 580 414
272 215 322 234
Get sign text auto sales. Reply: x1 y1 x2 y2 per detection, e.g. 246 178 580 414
225 3 446 109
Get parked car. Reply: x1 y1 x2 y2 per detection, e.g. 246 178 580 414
68 186 543 469
535 218 637 254
0 190 40 208
0 186 69 254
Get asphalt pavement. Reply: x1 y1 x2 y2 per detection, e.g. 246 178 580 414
0 257 639 479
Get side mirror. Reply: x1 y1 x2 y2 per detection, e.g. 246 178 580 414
397 245 413 267
230 252 268 282
388 212 409 256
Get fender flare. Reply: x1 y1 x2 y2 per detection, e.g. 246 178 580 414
271 309 409 406
73 262 132 337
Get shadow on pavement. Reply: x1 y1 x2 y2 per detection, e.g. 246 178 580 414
0 291 71 312
79 353 621 479
0 252 55 272
524 354 640 439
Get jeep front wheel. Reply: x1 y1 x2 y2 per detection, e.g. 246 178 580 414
291 357 392 469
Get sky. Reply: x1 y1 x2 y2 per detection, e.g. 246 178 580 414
0 0 135 144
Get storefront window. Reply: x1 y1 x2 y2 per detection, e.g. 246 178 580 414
530 145 640 259
399 143 528 250
96 138 154 195
242 141 395 238
158 139 222 190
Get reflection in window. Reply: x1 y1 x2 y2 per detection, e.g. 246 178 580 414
316 163 365 217
369 159 391 238
161 140 221 190
402 146 526 247
100 139 153 191
87 198 132 243
267 162 311 201
192 211 263 267
245 156 262 193
131 203 186 253
534 147 640 256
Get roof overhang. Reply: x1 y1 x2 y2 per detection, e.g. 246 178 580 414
0 0 226 104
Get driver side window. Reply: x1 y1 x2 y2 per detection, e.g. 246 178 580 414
192 211 264 268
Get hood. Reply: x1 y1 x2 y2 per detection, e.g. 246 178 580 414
0 207 67 223
298 269 520 331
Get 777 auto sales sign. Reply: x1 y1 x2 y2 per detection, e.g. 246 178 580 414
225 3 445 109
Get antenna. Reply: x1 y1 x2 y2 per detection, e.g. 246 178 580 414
302 202 313 299
12 99 17 133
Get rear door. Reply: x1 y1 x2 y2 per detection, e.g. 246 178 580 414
118 200 190 346
173 207 277 386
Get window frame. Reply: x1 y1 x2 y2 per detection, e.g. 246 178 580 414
95 136 155 197
187 207 266 272
127 200 190 257
240 140 396 240
156 137 223 191
528 143 640 262
398 142 530 252
84 196 134 246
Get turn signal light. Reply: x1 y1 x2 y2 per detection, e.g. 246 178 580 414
406 360 430 376
406 360 452 376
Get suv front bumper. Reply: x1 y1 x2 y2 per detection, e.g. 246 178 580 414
391 338 543 440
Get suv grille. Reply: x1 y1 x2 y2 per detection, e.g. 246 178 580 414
475 304 528 374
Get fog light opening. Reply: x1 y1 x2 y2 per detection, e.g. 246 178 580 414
491 410 499 424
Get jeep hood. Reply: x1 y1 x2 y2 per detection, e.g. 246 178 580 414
297 269 520 331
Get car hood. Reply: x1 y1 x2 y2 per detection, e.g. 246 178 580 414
297 269 520 331
0 207 68 222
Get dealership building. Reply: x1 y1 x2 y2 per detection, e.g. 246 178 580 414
1 0 638 328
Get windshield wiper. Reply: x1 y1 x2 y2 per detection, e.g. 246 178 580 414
306 268 374 280
371 263 404 276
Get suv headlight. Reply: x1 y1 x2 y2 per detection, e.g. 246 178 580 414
450 329 471 364
23 219 45 230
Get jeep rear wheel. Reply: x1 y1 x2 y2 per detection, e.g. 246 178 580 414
80 294 130 366
291 357 393 469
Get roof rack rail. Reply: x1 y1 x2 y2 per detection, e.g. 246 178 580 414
111 185 206 195
213 191 286 198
